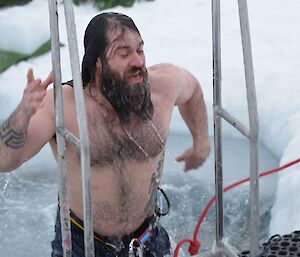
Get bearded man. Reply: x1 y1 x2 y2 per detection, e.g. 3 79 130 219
0 12 210 257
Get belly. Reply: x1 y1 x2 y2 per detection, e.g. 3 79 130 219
68 159 160 236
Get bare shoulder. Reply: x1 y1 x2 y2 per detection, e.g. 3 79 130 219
148 63 198 104
148 63 179 92
148 63 177 72
42 84 75 120
148 63 182 78
148 63 196 86
45 84 75 102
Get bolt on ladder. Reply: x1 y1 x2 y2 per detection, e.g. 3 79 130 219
211 0 259 257
48 1 95 257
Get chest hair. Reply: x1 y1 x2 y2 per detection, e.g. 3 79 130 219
86 109 165 168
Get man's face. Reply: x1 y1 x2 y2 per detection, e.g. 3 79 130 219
105 29 146 84
99 29 153 124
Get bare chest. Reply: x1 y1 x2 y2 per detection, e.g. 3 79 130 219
86 112 167 168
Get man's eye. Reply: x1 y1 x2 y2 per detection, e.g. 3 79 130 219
118 51 129 58
137 49 144 54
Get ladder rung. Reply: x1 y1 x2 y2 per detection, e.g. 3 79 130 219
57 127 80 149
215 106 250 138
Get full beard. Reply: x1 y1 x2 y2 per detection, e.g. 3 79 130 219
100 63 154 125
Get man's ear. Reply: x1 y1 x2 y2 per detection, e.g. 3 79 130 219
95 58 102 84
96 58 102 72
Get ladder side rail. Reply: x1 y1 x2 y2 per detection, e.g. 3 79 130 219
48 1 72 256
63 1 94 256
237 1 260 257
215 106 250 138
238 1 260 256
212 0 224 249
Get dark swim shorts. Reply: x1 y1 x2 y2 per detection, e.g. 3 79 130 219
51 208 171 257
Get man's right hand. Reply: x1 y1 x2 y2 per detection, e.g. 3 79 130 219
0 69 54 172
20 68 53 117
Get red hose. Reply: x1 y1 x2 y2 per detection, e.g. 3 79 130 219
173 157 300 257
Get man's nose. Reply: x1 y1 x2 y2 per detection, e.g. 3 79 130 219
130 52 144 68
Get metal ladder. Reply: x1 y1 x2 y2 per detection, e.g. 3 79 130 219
48 1 95 257
211 0 259 257
47 1 258 257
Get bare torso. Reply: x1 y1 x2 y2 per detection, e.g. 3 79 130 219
49 68 174 236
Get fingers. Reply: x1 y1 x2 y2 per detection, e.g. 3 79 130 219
175 155 184 162
41 70 53 90
22 69 52 116
176 150 203 172
27 68 34 84
183 160 192 172
184 164 197 172
175 153 190 172
26 68 53 91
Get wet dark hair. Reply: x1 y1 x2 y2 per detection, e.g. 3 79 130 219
81 12 141 87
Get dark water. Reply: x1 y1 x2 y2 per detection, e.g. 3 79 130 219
0 132 278 257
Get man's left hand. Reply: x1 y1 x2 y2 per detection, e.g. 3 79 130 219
176 144 210 172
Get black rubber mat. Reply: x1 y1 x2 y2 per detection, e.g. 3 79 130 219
239 230 300 257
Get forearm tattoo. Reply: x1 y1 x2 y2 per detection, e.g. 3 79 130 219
0 118 26 149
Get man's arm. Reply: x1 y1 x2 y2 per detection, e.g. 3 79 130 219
173 66 211 171
0 69 54 172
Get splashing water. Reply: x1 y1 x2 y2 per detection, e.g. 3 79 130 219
0 133 278 257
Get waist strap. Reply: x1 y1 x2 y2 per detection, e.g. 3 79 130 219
69 209 157 251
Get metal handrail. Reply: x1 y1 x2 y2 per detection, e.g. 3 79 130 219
238 1 259 256
48 1 72 256
48 1 95 257
212 1 259 257
212 0 223 250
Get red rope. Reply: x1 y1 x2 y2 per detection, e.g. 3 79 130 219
173 157 300 257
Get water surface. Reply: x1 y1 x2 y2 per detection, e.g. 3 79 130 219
0 132 278 257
